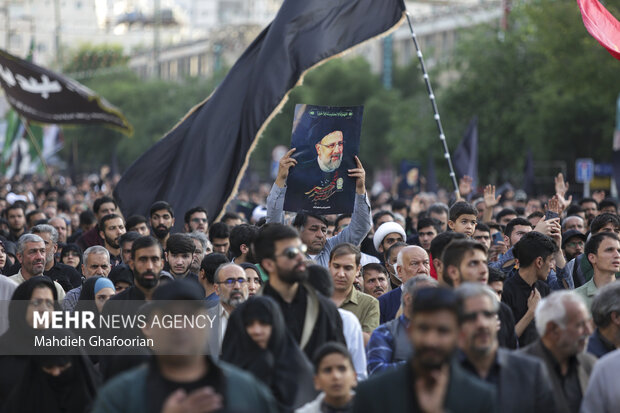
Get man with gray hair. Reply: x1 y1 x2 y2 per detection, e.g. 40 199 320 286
188 231 209 274
587 282 620 358
9 233 65 300
522 291 596 413
367 275 438 375
205 263 249 357
456 283 556 412
31 223 81 290
62 246 111 311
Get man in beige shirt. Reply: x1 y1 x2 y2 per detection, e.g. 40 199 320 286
575 232 620 309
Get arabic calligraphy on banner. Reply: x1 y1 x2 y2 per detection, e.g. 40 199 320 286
0 49 132 134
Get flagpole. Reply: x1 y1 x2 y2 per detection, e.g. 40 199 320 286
404 11 460 199
19 116 54 185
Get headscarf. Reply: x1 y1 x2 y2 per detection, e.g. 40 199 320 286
75 276 115 314
107 263 134 288
221 296 316 413
60 243 83 272
1 329 101 413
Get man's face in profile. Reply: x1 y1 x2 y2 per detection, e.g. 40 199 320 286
315 131 344 172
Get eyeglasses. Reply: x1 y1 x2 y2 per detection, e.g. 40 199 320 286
217 278 247 286
29 298 54 309
317 141 344 150
191 218 208 223
276 245 307 260
461 310 498 323
565 241 585 248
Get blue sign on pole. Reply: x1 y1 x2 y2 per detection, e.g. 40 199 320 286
576 158 594 183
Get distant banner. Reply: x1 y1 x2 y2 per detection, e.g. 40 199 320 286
284 104 363 215
398 160 421 199
0 49 132 134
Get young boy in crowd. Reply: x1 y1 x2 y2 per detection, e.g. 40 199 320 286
448 201 478 238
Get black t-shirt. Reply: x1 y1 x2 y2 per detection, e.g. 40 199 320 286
146 357 226 412
263 281 307 343
502 273 550 347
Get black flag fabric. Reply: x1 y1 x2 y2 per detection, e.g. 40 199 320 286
453 116 479 187
0 49 132 134
113 0 405 229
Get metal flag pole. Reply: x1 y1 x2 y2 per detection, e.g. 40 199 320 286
19 115 55 184
404 11 460 199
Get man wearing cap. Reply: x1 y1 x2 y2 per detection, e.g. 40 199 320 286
92 280 278 413
562 229 587 262
378 245 431 323
373 221 406 264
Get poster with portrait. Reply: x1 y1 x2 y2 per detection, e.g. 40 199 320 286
283 104 363 214
398 160 421 199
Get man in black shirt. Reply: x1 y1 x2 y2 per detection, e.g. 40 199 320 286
254 223 345 359
31 224 81 290
502 231 556 347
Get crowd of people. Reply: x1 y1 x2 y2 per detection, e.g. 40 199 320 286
1 155 620 413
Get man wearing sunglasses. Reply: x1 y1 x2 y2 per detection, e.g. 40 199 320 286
456 283 556 413
254 223 346 359
266 147 371 269
206 263 248 357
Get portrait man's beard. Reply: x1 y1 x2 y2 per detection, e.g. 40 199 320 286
153 225 170 239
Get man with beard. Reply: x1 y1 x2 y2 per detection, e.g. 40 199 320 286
353 287 496 412
184 206 208 234
77 196 118 249
149 201 175 249
229 224 258 264
255 223 345 359
205 263 248 357
562 230 587 262
29 224 81 290
361 263 390 299
99 214 126 267
456 283 556 412
522 292 596 413
187 231 209 274
165 233 200 283
5 203 27 242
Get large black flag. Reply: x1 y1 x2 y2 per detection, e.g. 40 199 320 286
0 49 131 134
113 0 405 229
453 116 479 187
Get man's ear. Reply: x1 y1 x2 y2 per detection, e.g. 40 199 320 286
445 265 459 286
534 256 544 269
261 257 276 274
588 253 597 268
184 223 190 232
448 220 456 231
503 234 510 245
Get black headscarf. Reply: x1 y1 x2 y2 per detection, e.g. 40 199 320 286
60 243 83 273
221 296 316 413
75 276 115 314
1 329 101 413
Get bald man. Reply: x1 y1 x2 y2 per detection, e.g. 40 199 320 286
378 246 430 323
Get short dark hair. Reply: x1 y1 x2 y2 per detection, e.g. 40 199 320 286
585 232 620 264
386 241 408 260
372 211 395 228
591 213 620 234
5 203 25 216
312 342 354 374
496 208 518 222
200 253 229 284
409 287 458 320
417 217 442 233
362 263 388 280
150 201 174 218
392 199 407 211
565 205 584 217
334 214 352 233
253 223 299 262
126 215 147 230
209 222 230 241
221 212 242 224
441 240 487 287
79 210 96 227
184 206 208 225
579 197 598 207
449 201 477 222
513 231 557 268
93 196 117 215
99 214 123 231
504 218 532 237
292 212 328 229
475 223 490 233
131 236 162 260
487 266 505 284
229 224 259 258
26 209 44 224
119 231 141 246
527 211 545 220
329 243 361 266
430 232 467 262
166 233 196 254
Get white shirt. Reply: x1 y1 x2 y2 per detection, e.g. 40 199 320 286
338 308 368 381
219 305 230 350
